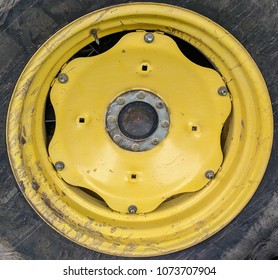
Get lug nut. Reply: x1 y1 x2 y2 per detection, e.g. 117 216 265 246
116 97 125 105
128 205 137 214
58 73 68 84
137 91 146 99
113 134 122 143
151 138 159 145
205 170 215 180
55 161 65 171
156 101 164 109
107 115 116 124
131 143 140 152
161 120 170 128
218 86 228 96
144 33 154 43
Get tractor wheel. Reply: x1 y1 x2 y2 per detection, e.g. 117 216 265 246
1 0 277 259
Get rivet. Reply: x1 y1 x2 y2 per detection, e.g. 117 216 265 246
107 115 116 124
144 33 154 43
128 205 137 214
218 86 228 96
58 73 68 84
113 134 122 143
161 120 170 128
151 138 159 145
131 143 140 152
116 97 125 105
137 91 146 99
205 170 215 180
55 161 65 171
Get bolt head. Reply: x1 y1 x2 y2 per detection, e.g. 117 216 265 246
107 115 116 124
137 91 146 99
55 161 65 171
218 86 228 96
128 205 137 214
151 138 159 145
144 33 154 43
58 73 68 84
161 120 170 128
205 170 215 180
113 134 122 143
131 143 140 152
156 101 164 109
116 97 125 105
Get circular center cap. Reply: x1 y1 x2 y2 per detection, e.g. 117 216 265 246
106 90 170 152
118 101 158 140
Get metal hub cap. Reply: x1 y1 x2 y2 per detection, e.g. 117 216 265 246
106 90 170 151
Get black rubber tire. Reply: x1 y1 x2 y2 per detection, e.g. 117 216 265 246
0 0 277 260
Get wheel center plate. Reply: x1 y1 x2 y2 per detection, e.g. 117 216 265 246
48 31 231 213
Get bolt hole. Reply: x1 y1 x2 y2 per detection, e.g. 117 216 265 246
131 174 137 179
192 126 198 131
142 65 148 71
79 118 85 123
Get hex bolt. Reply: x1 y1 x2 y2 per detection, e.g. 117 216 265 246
151 138 159 145
58 73 69 84
55 161 65 171
218 86 228 96
161 120 170 128
131 143 140 152
205 170 215 180
137 91 146 99
113 134 122 143
128 205 137 214
156 101 164 109
144 33 155 43
116 97 125 105
107 115 116 124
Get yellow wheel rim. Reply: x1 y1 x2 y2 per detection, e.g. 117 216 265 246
7 3 273 257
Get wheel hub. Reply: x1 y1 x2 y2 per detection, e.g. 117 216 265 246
106 90 170 151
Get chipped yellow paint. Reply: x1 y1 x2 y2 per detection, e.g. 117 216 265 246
6 3 273 257
48 31 231 213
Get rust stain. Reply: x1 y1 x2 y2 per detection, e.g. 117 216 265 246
88 230 105 247
240 119 245 141
123 243 138 253
35 161 42 171
87 216 95 222
20 136 26 145
22 126 27 137
41 192 64 220
18 180 25 192
32 180 40 191
110 227 117 233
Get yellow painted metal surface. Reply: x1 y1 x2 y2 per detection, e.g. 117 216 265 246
6 3 273 256
49 31 231 213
